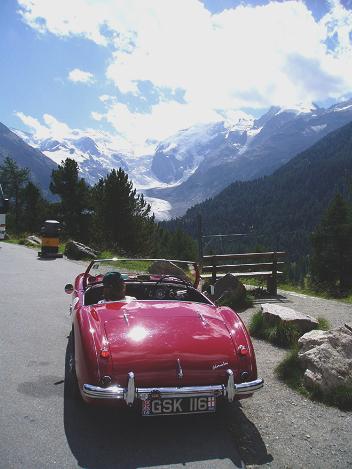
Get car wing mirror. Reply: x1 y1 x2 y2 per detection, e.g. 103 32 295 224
64 283 74 294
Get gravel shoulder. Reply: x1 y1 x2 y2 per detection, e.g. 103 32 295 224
235 291 352 469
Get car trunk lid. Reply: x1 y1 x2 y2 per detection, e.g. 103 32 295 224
101 301 237 387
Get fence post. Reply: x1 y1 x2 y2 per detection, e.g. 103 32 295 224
267 252 278 296
211 256 217 285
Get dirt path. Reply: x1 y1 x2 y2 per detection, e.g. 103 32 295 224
234 291 352 469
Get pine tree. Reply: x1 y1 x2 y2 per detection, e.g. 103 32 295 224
50 158 91 240
311 193 352 293
20 182 48 233
92 168 154 254
0 157 30 232
152 225 198 261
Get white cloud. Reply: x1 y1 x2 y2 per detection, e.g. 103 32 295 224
17 0 352 143
91 111 103 121
99 94 114 103
15 112 49 139
17 0 109 45
98 100 222 152
15 111 134 155
16 112 72 140
68 68 95 84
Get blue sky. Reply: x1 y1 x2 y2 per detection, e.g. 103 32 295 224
1 0 351 153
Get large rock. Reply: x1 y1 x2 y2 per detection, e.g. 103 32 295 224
213 273 246 303
25 235 41 247
260 304 318 334
298 325 352 393
64 240 99 260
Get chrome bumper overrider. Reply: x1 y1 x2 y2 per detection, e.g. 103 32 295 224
82 370 264 404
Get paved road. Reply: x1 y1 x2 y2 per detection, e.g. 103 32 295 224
0 243 269 469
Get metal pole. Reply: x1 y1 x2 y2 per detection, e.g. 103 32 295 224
197 214 203 262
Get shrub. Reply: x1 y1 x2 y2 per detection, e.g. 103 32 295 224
317 316 330 331
218 291 254 310
275 346 308 395
325 384 352 411
249 311 300 347
249 311 331 348
276 350 352 410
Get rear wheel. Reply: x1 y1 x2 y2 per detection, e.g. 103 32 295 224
65 330 82 401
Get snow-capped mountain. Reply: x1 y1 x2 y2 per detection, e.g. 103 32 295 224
9 97 352 219
151 114 254 184
146 98 352 217
0 123 56 197
13 129 161 190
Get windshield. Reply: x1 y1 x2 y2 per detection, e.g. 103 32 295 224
84 258 200 288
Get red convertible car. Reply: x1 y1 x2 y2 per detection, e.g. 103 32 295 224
65 258 263 416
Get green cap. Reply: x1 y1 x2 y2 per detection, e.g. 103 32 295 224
103 271 124 287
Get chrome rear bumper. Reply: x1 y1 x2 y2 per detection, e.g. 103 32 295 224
82 370 264 404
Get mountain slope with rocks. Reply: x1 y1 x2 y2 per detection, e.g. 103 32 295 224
147 100 352 217
13 129 159 189
0 122 56 195
166 119 352 259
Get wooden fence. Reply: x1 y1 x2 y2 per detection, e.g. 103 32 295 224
201 251 285 295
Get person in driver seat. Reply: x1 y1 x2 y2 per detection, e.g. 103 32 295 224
98 271 136 303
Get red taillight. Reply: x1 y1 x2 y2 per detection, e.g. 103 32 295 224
100 349 110 359
238 345 249 356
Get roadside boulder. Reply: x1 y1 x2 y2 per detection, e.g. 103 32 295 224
213 273 246 303
64 240 99 260
298 325 352 394
25 235 41 247
260 303 318 334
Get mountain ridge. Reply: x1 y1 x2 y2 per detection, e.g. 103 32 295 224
0 123 56 196
165 119 352 259
147 99 352 217
4 98 352 218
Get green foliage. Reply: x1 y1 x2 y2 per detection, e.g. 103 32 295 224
166 120 352 272
152 226 198 260
248 309 265 334
91 168 154 255
0 157 30 232
249 311 301 347
275 346 308 394
0 156 30 199
325 384 352 411
50 158 91 240
3 157 196 260
310 193 352 294
317 316 330 331
250 310 331 348
217 291 254 310
277 282 347 302
20 182 49 233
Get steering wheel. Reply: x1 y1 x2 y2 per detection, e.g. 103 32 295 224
152 275 192 300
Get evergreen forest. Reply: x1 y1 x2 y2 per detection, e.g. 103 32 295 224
0 157 197 261
165 121 352 293
2 119 352 296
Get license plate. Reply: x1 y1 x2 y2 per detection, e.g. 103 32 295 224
142 396 216 416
